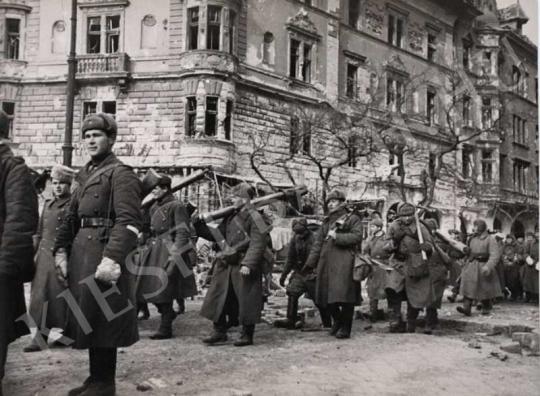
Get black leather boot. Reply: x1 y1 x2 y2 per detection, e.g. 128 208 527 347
67 377 94 396
406 305 419 333
336 304 354 339
79 381 116 396
202 323 228 345
457 298 472 316
318 305 332 328
150 304 176 340
424 308 438 334
234 325 254 347
328 304 341 336
481 299 492 315
368 299 379 323
274 296 298 329
388 298 405 333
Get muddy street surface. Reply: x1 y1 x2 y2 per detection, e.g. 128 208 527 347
4 293 540 396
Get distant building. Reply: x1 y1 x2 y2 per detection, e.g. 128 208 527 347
0 0 537 233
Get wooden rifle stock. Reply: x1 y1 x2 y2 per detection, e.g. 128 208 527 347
434 229 468 255
199 185 308 223
142 168 209 209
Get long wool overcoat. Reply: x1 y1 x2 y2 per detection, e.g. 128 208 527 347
199 207 268 325
460 232 502 301
304 206 363 307
136 194 197 304
29 195 71 330
364 232 391 301
388 220 448 309
0 144 38 378
54 153 142 349
520 239 539 294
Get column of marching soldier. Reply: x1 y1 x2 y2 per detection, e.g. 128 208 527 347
1 111 539 396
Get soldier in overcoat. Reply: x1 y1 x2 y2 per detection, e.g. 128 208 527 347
25 165 75 352
136 174 197 339
274 218 332 329
0 110 39 396
364 218 390 322
520 232 539 303
54 113 142 396
457 219 502 316
198 183 268 346
385 203 445 333
304 190 363 339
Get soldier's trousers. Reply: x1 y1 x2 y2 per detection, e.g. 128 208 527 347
214 283 240 332
89 347 117 382
386 289 406 324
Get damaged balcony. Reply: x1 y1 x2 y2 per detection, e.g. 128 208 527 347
176 138 236 174
174 50 238 77
76 53 130 80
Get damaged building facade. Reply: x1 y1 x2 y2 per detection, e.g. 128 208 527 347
1 0 537 234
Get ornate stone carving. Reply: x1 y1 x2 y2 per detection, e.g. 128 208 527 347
365 1 384 35
408 22 424 53
383 54 408 75
286 8 319 38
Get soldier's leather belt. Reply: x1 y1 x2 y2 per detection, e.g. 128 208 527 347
80 217 114 228
472 256 489 262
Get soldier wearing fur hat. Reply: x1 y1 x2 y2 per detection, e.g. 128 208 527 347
364 218 390 322
24 165 75 353
198 182 269 346
136 173 197 339
385 202 445 334
54 112 143 395
457 219 502 316
304 189 363 339
0 110 39 395
274 218 332 330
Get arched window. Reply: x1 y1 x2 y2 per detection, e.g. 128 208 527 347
263 32 275 65
52 20 67 54
141 14 158 49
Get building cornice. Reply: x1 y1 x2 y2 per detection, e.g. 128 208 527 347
0 3 32 12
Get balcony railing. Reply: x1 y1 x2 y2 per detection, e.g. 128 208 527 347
76 53 129 76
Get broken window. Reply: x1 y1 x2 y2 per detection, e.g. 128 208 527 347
481 150 494 183
481 97 493 129
387 77 404 113
1 102 15 138
83 101 98 119
207 6 222 50
427 88 437 126
87 17 101 54
513 159 529 193
462 39 471 71
229 11 236 54
205 97 218 137
301 43 312 83
188 7 199 50
186 96 197 137
349 0 361 29
346 64 358 99
105 15 120 53
289 39 300 79
102 101 116 118
6 18 20 60
388 13 404 48
224 100 233 140
462 145 473 178
427 33 436 62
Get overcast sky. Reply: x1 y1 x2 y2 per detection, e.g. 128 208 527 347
497 0 538 44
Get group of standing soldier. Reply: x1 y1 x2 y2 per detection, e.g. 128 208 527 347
0 106 539 396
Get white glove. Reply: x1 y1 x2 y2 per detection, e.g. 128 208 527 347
95 257 122 285
526 256 534 266
55 249 68 282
